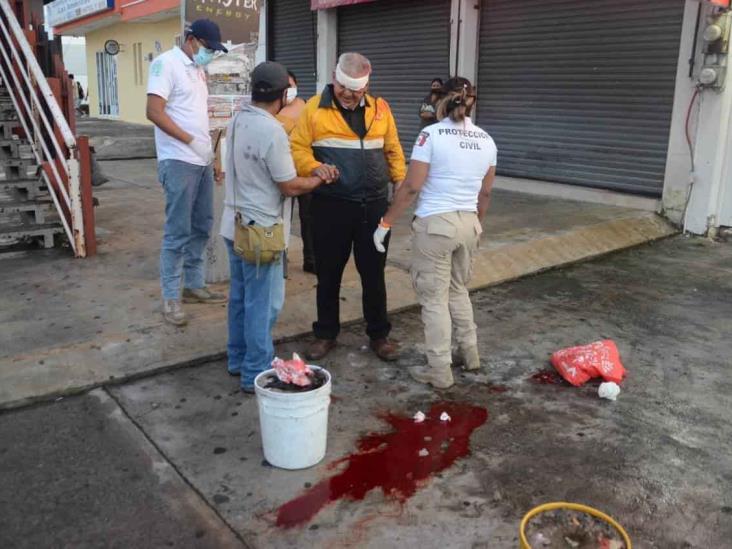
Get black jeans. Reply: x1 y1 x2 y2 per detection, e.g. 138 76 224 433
298 193 315 270
311 195 391 340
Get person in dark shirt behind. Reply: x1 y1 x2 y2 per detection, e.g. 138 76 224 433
418 77 444 128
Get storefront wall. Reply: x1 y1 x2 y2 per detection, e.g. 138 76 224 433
85 18 181 124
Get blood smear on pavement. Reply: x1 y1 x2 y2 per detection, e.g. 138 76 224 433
275 401 488 528
530 369 569 385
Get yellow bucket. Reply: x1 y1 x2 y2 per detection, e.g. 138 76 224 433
519 502 632 549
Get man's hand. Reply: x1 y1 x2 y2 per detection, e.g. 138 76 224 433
190 138 214 165
312 164 339 183
214 167 225 185
373 220 390 253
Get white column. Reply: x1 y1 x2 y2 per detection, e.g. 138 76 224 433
255 0 268 64
455 0 480 84
663 1 732 234
316 8 337 92
662 0 699 226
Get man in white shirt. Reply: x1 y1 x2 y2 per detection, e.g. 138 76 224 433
146 18 228 326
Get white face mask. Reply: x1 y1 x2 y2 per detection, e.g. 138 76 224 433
286 87 298 105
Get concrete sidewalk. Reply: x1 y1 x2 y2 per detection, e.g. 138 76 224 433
0 158 675 409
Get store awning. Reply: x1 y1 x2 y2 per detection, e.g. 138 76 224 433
311 0 378 9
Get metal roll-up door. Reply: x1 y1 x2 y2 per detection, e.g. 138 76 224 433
477 0 685 196
338 0 451 154
269 0 317 100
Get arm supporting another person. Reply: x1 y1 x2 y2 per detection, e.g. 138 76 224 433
373 160 430 253
277 175 329 197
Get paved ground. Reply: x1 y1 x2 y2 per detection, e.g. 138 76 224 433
79 117 156 160
2 236 729 548
0 156 673 410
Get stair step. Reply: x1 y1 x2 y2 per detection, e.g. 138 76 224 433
0 178 47 200
0 202 56 226
0 222 64 250
0 160 38 181
0 120 19 139
0 139 33 160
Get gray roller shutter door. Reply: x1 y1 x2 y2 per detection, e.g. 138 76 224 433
477 0 685 196
338 0 451 154
269 0 317 100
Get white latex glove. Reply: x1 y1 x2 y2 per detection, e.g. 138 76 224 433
373 221 390 253
189 137 214 165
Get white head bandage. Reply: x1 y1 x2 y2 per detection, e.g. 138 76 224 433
335 63 369 91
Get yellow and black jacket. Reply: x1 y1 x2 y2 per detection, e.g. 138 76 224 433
291 85 406 202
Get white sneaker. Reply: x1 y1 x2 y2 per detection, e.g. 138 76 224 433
162 299 187 326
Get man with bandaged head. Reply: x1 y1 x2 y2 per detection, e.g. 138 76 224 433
291 52 406 362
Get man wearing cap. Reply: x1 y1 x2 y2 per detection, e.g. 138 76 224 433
221 62 335 392
146 18 228 326
290 52 406 362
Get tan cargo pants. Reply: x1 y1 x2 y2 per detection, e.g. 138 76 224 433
410 211 482 370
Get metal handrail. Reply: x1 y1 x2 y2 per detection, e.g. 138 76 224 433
0 0 85 255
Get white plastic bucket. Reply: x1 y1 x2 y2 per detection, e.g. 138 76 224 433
254 366 331 470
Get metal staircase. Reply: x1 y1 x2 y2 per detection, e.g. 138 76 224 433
0 0 95 257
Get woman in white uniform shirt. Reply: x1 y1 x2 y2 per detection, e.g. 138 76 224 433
373 77 497 389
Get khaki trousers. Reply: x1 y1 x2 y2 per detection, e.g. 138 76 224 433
410 211 482 370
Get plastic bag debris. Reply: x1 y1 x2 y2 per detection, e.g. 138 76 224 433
418 448 429 457
271 353 313 387
598 382 621 401
440 412 451 422
550 340 626 387
413 411 426 423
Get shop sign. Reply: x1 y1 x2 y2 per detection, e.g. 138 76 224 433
183 0 260 45
46 0 114 27
311 0 377 8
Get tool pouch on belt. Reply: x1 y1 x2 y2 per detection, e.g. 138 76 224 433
233 212 285 266
229 110 285 268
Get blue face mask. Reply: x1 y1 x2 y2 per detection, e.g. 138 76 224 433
193 46 215 67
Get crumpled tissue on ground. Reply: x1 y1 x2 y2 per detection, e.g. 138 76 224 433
271 353 313 387
440 412 451 422
598 381 621 401
413 411 426 423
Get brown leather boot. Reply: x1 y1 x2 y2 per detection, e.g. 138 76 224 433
306 338 336 361
370 338 400 362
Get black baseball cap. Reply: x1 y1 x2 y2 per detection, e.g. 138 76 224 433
190 19 228 53
251 62 290 94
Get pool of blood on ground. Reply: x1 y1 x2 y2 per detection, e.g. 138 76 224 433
275 401 488 529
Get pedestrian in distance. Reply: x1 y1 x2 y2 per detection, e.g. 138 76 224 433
146 18 229 326
418 77 444 129
374 77 498 389
276 70 317 275
221 61 336 393
290 52 406 363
